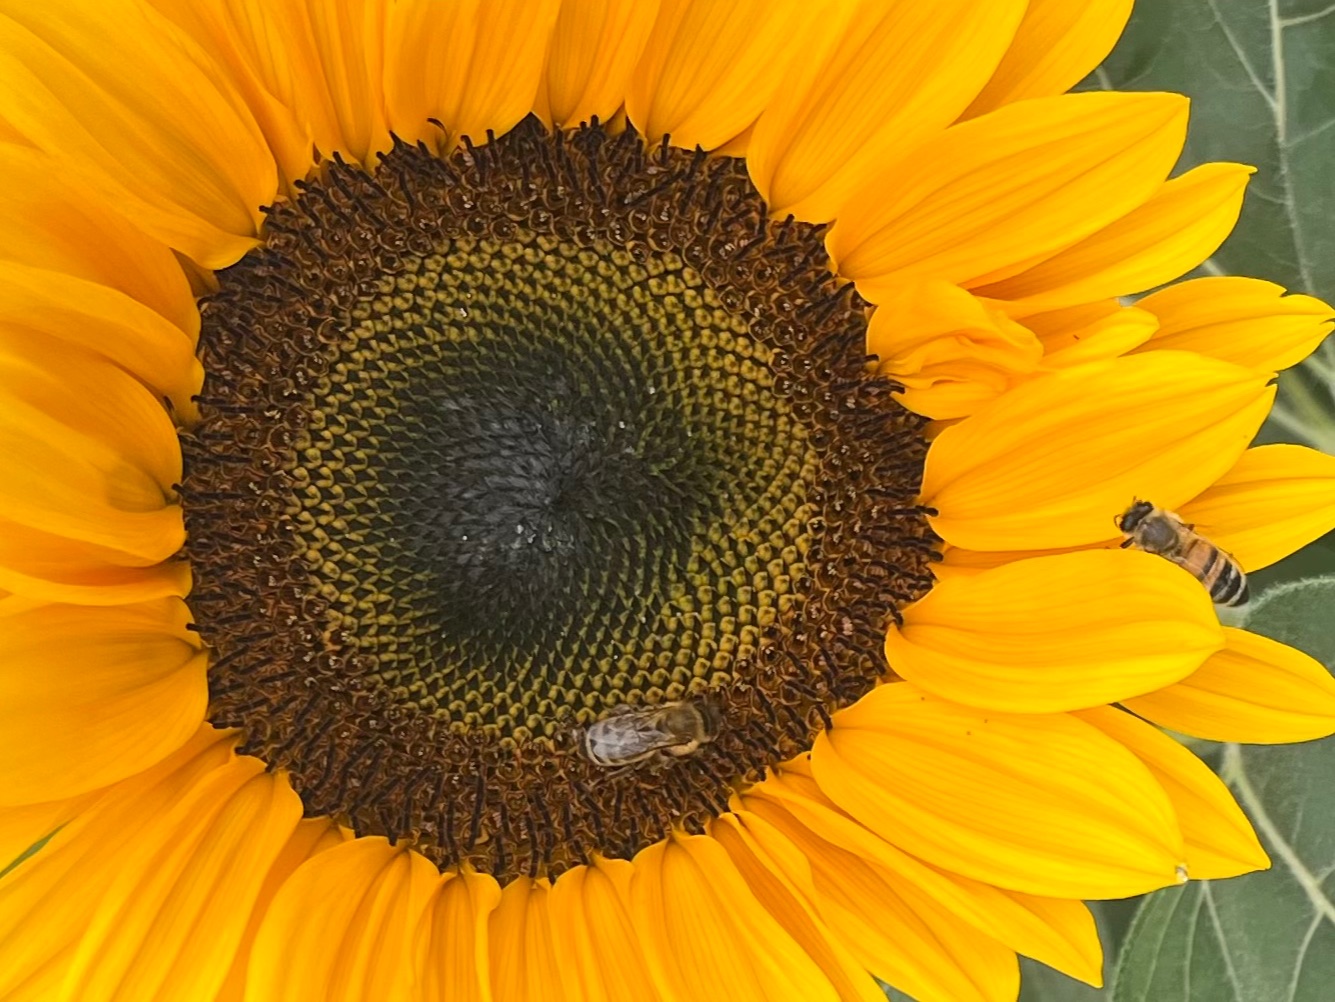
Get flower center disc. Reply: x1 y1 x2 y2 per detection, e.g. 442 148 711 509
183 119 935 879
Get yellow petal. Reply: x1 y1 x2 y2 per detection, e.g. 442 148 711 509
1028 303 1159 370
718 808 1016 1002
625 0 837 152
711 815 886 1002
812 682 1186 897
0 267 202 416
886 550 1223 713
1124 627 1335 744
922 352 1275 550
827 92 1188 303
630 832 849 1002
0 599 206 806
537 0 659 129
1134 276 1334 373
548 859 664 1002
867 282 1043 420
748 771 1103 986
61 766 302 1002
0 520 190 607
487 876 567 1002
0 344 184 602
246 838 438 1002
0 0 274 267
0 726 237 1002
141 0 316 187
1078 707 1269 879
215 819 351 1002
978 163 1254 313
0 144 198 339
386 0 559 150
963 0 1134 116
0 794 97 878
1178 444 1335 572
418 866 500 1002
746 0 1028 223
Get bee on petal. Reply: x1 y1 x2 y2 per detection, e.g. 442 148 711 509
1117 499 1248 606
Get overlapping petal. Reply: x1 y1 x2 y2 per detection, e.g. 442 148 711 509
537 0 659 129
0 342 187 604
246 838 438 1002
548 859 662 1002
1134 277 1333 372
885 550 1222 713
1124 627 1335 744
0 0 275 267
979 163 1253 314
746 0 1027 222
812 683 1186 898
386 0 559 151
1077 707 1268 880
417 867 500 1002
625 0 835 152
827 92 1188 303
922 352 1275 550
1178 444 1335 571
0 599 206 806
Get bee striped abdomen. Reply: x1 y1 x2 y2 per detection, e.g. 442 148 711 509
1118 500 1249 608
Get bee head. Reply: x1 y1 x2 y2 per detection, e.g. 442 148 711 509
1117 499 1155 533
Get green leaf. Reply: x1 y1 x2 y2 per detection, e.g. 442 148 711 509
1111 574 1335 1001
1245 576 1335 667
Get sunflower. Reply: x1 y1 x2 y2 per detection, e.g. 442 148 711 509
4 0 1335 999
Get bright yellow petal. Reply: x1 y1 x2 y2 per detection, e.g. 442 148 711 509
978 163 1254 313
886 550 1222 713
0 521 190 607
1077 707 1269 879
812 683 1186 898
215 819 351 1002
548 859 664 1002
537 0 659 129
0 343 185 603
751 767 1104 987
487 877 567 1002
0 268 202 416
746 0 1027 223
418 867 500 1002
1029 303 1159 370
962 0 1133 116
386 0 559 151
1134 276 1334 373
0 727 236 1002
625 0 836 152
711 815 887 1002
1178 444 1335 572
922 352 1275 550
720 808 1018 1002
245 838 438 1002
0 599 205 806
0 0 274 267
0 144 198 338
1124 627 1335 744
142 0 316 187
60 766 301 1002
826 92 1188 303
630 832 850 1002
867 282 1043 420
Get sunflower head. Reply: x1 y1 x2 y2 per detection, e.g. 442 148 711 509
4 1 1335 1001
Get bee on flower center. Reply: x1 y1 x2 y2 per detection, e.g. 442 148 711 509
582 699 722 770
1117 499 1249 606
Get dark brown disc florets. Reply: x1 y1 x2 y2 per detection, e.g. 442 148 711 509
181 118 936 880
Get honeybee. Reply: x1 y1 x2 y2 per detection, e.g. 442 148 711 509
1117 500 1248 606
582 699 721 769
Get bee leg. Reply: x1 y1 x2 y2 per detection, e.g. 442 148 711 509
1119 538 1135 549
